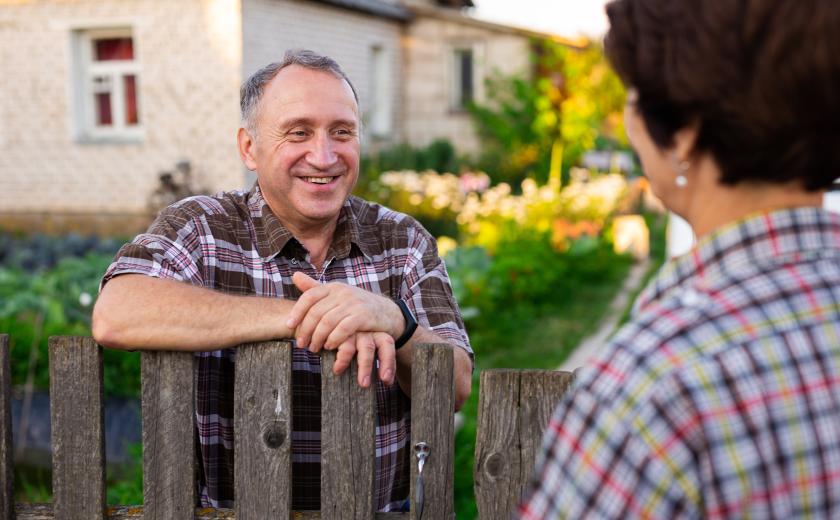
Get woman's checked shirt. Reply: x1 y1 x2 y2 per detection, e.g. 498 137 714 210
102 183 472 512
519 207 840 519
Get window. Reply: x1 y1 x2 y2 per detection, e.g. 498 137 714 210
451 47 474 110
369 45 393 137
73 28 141 140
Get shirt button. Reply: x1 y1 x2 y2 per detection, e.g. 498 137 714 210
290 258 298 265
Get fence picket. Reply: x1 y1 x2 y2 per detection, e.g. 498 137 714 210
518 370 575 490
410 344 455 520
320 351 376 519
49 336 106 519
234 341 292 519
141 351 195 519
1 335 13 520
474 369 574 519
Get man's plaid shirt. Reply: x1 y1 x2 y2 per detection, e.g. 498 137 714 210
101 183 472 512
518 207 840 519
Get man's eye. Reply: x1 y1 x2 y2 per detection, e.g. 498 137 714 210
288 130 307 139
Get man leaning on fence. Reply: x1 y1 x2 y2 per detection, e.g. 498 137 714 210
91 49 474 512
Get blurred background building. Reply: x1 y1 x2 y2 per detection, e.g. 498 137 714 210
0 0 577 235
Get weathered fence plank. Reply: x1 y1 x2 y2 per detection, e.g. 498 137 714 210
1 335 13 520
141 351 195 519
518 370 575 490
474 369 574 519
320 352 376 519
234 341 292 520
49 336 106 519
474 370 521 519
13 504 409 519
410 344 455 520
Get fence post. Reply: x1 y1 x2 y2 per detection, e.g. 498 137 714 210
320 351 376 519
49 336 106 519
410 343 455 520
474 369 574 519
141 351 196 519
0 335 13 520
234 341 292 519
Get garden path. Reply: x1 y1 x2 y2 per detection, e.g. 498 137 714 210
558 257 652 372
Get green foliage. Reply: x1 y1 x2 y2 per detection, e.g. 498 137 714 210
359 138 467 182
470 40 627 187
0 254 141 396
107 443 143 505
444 233 634 519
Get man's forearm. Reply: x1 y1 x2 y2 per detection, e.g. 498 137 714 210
92 274 294 351
395 326 473 411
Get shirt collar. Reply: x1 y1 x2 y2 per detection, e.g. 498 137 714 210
636 206 840 313
247 182 373 262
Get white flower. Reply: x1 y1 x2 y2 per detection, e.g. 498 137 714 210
79 292 93 307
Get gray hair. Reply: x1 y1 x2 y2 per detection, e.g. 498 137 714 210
240 49 359 138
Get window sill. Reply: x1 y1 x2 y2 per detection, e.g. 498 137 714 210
75 132 145 145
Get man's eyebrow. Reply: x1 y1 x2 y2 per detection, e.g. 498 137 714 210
278 117 314 130
277 118 358 129
331 119 358 128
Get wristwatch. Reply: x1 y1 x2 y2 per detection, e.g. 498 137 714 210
394 299 418 350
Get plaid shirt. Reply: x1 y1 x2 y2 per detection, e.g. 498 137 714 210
518 207 840 519
102 183 472 512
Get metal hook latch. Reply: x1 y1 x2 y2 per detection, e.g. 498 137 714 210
414 442 431 519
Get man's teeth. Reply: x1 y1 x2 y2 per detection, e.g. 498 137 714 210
304 177 332 184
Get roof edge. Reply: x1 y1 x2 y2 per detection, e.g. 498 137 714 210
407 3 588 48
308 0 412 22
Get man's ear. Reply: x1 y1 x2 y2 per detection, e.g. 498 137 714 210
237 127 258 171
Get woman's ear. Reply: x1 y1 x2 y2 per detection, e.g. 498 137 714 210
672 118 701 162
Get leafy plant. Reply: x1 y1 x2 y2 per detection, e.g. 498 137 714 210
470 40 628 187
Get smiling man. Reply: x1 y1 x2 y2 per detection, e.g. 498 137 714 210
92 49 473 512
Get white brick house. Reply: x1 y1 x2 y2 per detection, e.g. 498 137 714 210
0 0 574 233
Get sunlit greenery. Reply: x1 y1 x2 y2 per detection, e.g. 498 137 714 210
470 39 627 187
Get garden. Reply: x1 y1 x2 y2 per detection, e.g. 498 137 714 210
0 40 666 517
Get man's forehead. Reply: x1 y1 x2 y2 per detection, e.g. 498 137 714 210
265 65 357 110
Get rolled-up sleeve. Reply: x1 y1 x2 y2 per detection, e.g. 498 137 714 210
101 207 206 290
399 225 473 362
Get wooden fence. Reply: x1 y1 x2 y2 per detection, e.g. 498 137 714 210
0 334 574 519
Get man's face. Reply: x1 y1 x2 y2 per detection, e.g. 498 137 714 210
242 65 361 233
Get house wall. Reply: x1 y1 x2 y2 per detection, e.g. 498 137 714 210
242 0 404 151
403 15 532 156
0 0 243 226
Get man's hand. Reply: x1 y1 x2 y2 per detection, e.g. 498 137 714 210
286 272 404 352
331 331 396 387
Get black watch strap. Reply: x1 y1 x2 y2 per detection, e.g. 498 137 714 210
394 299 418 350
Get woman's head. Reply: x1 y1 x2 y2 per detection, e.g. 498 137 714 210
605 0 840 192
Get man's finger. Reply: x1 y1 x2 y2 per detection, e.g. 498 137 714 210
308 307 346 351
292 271 320 291
286 273 325 329
289 292 334 347
373 332 396 386
355 332 376 388
333 336 356 376
323 313 365 351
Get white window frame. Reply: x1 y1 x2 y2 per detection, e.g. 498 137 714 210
368 44 394 138
72 27 143 142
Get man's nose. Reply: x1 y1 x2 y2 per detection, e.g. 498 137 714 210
305 133 338 170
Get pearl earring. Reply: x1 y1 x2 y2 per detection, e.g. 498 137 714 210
674 157 690 188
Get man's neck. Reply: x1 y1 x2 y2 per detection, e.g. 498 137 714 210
281 215 339 272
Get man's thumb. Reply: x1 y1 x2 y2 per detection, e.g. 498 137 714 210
292 271 320 291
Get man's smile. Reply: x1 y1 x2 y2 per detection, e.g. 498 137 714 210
301 176 338 185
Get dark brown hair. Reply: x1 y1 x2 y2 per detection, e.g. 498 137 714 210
605 0 840 190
